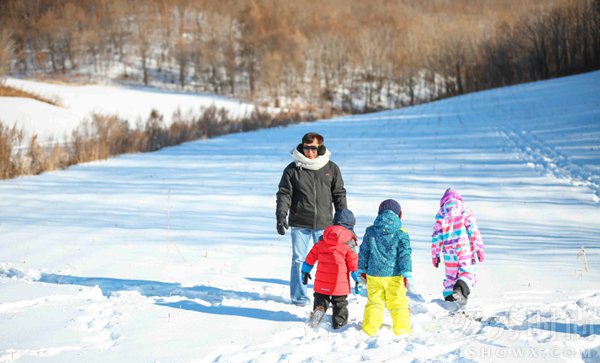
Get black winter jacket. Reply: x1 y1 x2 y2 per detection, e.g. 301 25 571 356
276 160 347 230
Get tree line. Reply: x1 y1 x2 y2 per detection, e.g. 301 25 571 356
0 106 302 179
1 0 599 113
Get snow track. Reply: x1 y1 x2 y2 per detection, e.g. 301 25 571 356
0 269 125 362
497 120 600 201
211 292 600 362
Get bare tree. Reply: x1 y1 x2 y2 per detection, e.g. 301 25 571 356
34 9 62 72
155 1 173 75
0 30 14 82
2 0 44 74
59 2 85 70
355 27 395 110
221 16 239 96
105 0 129 72
309 33 350 105
173 35 190 88
130 1 157 86
547 7 567 76
520 12 551 80
80 7 108 76
237 1 270 98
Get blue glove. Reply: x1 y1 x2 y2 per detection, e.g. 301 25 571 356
355 269 367 285
351 271 366 295
355 282 364 295
302 262 313 274
350 271 359 283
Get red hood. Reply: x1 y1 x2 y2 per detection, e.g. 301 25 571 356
322 225 356 246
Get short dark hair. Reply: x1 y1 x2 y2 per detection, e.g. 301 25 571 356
302 132 324 145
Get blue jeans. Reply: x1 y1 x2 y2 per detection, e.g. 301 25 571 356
290 227 324 305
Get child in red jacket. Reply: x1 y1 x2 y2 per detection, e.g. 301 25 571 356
302 214 359 329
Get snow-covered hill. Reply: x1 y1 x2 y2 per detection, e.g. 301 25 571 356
1 71 600 362
1 78 256 143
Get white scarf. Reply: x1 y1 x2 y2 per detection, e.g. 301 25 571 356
291 147 331 170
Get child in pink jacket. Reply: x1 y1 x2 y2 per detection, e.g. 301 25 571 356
431 187 485 304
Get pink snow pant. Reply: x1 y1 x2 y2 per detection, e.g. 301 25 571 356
442 251 477 297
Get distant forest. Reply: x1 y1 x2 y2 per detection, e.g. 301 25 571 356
1 0 599 113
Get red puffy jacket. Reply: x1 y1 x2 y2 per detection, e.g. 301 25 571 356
305 225 359 296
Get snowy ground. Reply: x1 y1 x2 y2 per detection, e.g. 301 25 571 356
1 78 256 144
1 71 600 362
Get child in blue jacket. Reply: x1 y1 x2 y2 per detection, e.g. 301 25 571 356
358 199 413 336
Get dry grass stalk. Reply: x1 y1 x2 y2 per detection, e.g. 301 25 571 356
0 84 61 106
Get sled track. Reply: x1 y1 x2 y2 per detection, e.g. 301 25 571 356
497 121 600 200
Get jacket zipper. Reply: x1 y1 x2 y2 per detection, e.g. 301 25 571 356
312 176 318 229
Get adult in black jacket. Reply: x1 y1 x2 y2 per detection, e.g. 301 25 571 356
276 132 347 306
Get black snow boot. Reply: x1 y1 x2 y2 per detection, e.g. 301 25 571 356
331 295 349 329
452 280 470 305
444 294 456 302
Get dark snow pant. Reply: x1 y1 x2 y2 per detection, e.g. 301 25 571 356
313 292 348 329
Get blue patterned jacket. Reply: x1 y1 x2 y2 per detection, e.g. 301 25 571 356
358 210 412 277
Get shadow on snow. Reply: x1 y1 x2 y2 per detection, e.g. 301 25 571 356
38 273 303 323
532 322 600 338
155 299 301 322
245 277 289 286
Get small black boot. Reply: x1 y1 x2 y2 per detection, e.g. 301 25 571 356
452 280 470 305
331 295 348 329
444 294 456 302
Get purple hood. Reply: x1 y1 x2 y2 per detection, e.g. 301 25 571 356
440 187 463 207
439 187 465 217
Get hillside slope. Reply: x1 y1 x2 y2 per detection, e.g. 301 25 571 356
1 71 599 362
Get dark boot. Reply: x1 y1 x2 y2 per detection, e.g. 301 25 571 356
444 294 456 302
308 305 326 328
313 292 330 312
309 293 331 329
331 295 349 329
452 279 470 304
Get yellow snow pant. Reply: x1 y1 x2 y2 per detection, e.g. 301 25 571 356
362 275 411 336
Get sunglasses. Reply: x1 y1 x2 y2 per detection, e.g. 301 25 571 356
302 145 319 151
